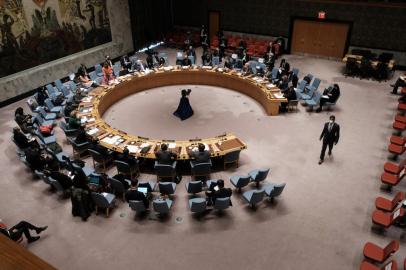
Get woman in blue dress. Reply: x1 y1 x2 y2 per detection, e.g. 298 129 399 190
173 89 193 120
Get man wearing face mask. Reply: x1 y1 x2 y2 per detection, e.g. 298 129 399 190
318 115 340 165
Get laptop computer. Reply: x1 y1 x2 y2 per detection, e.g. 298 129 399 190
89 175 100 185
138 187 148 194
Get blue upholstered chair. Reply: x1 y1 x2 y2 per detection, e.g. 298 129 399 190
295 79 307 94
305 91 322 111
153 199 173 216
67 137 90 158
37 106 57 121
248 168 270 188
214 197 231 211
114 160 139 179
88 149 113 172
243 189 265 208
129 200 148 215
189 198 207 214
264 183 286 202
91 192 116 217
159 182 177 197
154 161 177 181
190 160 212 180
44 99 62 115
223 150 241 169
185 180 203 195
230 175 251 193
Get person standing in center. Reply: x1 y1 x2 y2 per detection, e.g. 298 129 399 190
318 115 340 165
173 89 193 121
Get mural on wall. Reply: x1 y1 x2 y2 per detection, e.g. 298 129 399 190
0 0 111 78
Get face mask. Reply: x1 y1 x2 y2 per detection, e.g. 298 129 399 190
329 120 334 124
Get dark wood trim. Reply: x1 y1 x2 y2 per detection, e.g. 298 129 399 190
0 234 57 270
287 16 353 58
296 0 406 9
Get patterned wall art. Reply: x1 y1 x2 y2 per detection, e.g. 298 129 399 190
0 0 111 78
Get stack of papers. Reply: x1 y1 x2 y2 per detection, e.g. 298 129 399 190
168 143 176 148
182 66 190 69
81 108 93 114
202 66 212 69
101 135 121 145
126 145 140 153
140 143 150 148
80 117 96 124
87 127 99 136
163 66 174 71
81 97 93 103
266 83 276 89
217 68 224 72
274 93 284 99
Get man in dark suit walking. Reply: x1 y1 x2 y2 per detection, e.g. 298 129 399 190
319 115 340 165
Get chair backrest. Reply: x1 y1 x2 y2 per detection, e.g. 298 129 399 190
312 91 322 103
271 67 279 79
224 150 241 163
383 240 400 258
214 197 231 210
306 74 314 82
250 190 265 204
46 84 57 95
67 81 77 92
108 177 125 194
89 71 97 81
37 107 47 117
129 200 146 212
236 175 251 187
254 168 270 181
311 78 321 89
54 79 65 91
392 192 405 206
49 177 64 192
189 198 206 213
114 160 131 174
186 181 202 194
159 182 176 195
188 55 195 65
91 192 109 208
153 200 171 214
212 56 220 66
113 66 121 77
154 163 175 177
44 98 54 109
192 162 211 175
292 68 299 77
296 80 307 92
89 149 106 163
269 183 286 197
94 64 102 74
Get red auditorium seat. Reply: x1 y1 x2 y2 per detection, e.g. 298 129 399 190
398 102 406 112
363 240 399 263
381 171 404 186
401 87 406 95
384 159 406 174
395 114 406 124
372 208 404 228
375 192 405 212
390 135 406 146
388 143 406 156
393 121 406 132
360 260 397 270
404 258 405 270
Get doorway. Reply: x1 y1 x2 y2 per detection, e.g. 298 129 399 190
291 19 350 58
208 11 220 40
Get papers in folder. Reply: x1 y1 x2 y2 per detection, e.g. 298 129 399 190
163 66 174 71
202 65 212 70
81 108 93 114
322 95 329 99
80 117 95 124
252 77 264 83
81 97 93 103
266 83 276 89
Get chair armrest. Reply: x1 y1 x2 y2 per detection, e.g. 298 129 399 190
171 161 177 168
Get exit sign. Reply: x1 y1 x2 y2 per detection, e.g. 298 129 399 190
318 11 326 19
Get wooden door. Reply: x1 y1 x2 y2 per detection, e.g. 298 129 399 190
208 11 220 40
291 19 349 59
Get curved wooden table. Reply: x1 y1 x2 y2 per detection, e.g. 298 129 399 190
77 67 286 160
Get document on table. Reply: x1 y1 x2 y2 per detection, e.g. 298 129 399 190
168 143 177 149
101 135 121 145
87 127 99 136
81 108 93 113
322 95 329 99
126 145 140 153
274 93 284 99
266 83 276 89
202 66 212 69
140 143 150 148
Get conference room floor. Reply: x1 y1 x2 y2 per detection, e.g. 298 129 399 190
0 47 405 270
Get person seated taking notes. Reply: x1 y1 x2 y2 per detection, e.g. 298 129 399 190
125 179 149 208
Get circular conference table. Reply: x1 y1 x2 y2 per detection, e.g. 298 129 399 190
76 66 287 160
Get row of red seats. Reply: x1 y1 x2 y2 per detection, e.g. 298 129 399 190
361 88 406 269
164 30 200 48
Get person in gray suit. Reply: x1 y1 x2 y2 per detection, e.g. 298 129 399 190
155 143 177 165
318 115 340 165
189 143 210 164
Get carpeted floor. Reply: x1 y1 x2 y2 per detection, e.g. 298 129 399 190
0 47 405 270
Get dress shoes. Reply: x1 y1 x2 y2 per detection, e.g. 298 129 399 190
318 159 323 165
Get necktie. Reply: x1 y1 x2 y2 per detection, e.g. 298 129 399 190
328 123 332 132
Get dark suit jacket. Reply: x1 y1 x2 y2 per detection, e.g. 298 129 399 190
190 150 210 163
14 132 30 148
320 122 340 144
155 150 177 165
213 188 232 201
328 87 340 103
125 189 149 208
50 171 73 189
116 154 137 167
